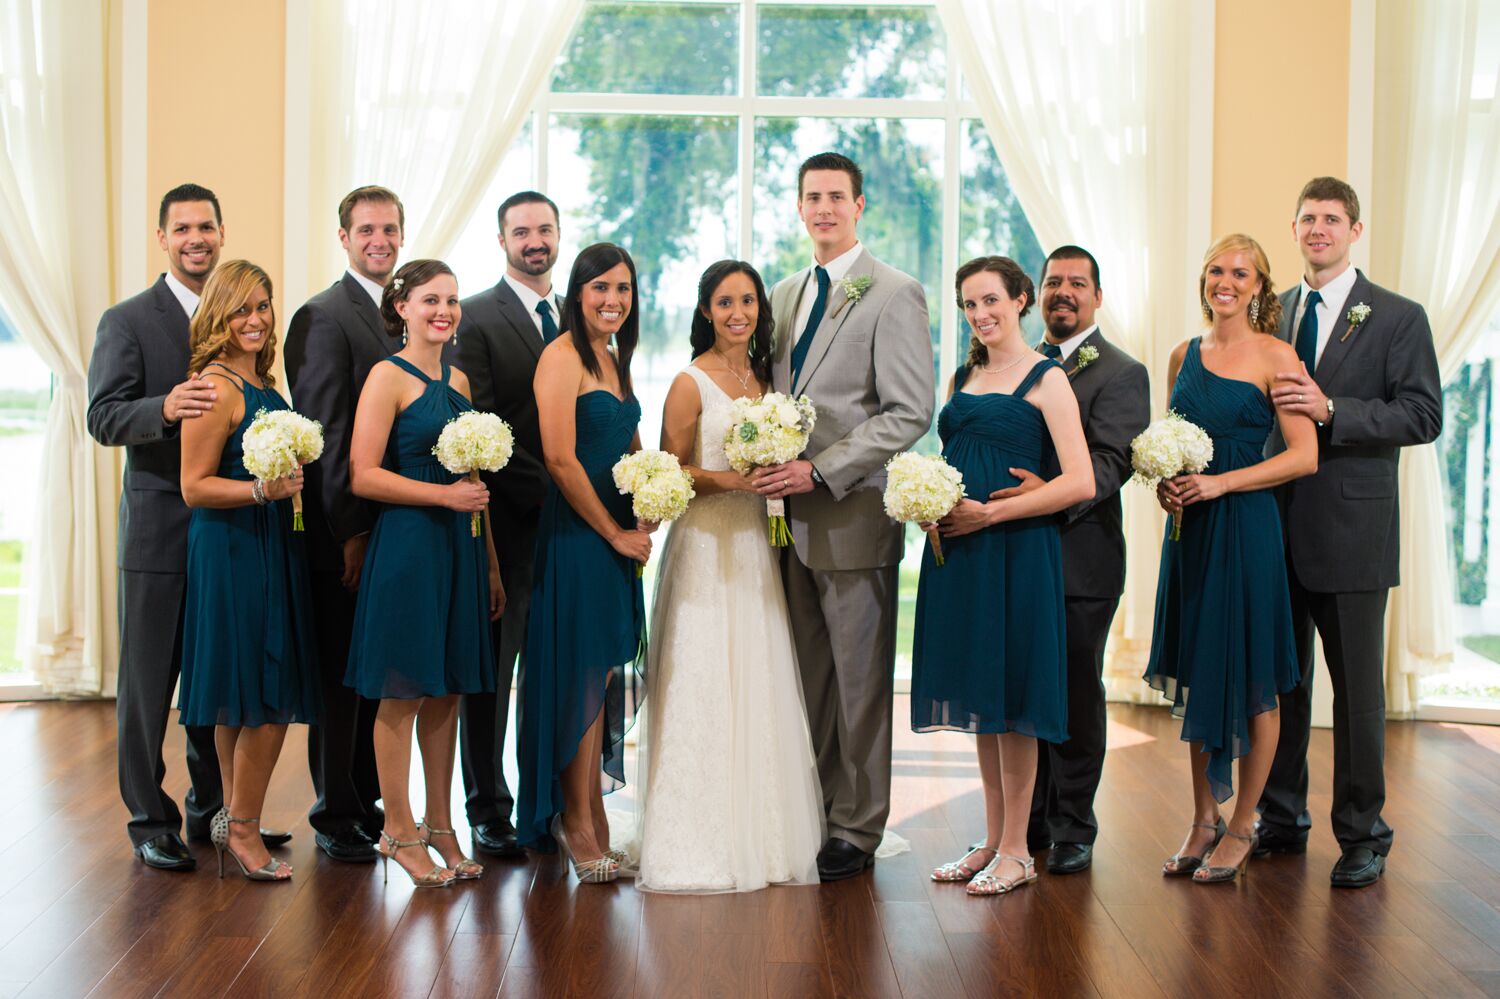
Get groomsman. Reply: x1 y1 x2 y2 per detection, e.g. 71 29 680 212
1258 176 1442 887
756 152 935 881
1013 246 1150 874
284 185 407 863
89 184 231 869
456 191 564 857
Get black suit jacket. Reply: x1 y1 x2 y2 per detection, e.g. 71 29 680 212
456 278 561 564
284 272 399 572
1271 270 1442 593
1041 330 1151 599
86 275 192 573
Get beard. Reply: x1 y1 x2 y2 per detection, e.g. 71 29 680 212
508 247 555 276
1044 309 1080 339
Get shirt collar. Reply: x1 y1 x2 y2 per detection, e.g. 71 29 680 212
1045 323 1098 362
1300 263 1358 317
163 272 200 318
811 241 864 284
503 273 553 315
346 267 385 310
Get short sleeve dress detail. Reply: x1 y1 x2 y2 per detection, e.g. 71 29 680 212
178 368 320 728
1144 337 1300 802
910 358 1068 742
344 356 495 700
516 388 647 849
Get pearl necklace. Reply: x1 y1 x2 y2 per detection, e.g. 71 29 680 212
980 352 1028 375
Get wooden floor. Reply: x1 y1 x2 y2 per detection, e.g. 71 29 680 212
3 700 1500 998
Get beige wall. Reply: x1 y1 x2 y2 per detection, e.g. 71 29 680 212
1213 0 1351 290
143 0 285 299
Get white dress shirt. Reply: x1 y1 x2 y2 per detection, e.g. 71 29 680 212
164 272 201 319
1044 323 1099 362
1293 263 1358 368
503 273 557 340
346 267 385 311
793 240 865 340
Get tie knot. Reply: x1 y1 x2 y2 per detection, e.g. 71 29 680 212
815 265 830 290
536 300 552 316
1305 289 1322 308
1041 342 1062 360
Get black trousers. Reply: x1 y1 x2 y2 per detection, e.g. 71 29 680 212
117 569 220 846
1258 580 1393 855
1030 595 1118 846
459 552 535 827
305 568 381 835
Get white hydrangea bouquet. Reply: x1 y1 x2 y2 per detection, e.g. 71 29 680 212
433 412 514 537
612 449 695 576
242 409 325 531
1130 411 1214 541
723 392 817 546
882 451 965 566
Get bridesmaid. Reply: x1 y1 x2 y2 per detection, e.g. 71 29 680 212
1148 234 1316 884
516 243 650 884
346 259 503 888
912 256 1093 896
178 260 320 881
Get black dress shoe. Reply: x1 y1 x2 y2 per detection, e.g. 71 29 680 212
1331 847 1385 888
316 827 378 863
471 821 525 857
135 833 196 871
1046 842 1093 874
1251 822 1307 857
817 838 875 882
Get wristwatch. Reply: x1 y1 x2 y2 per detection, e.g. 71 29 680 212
1325 397 1335 422
810 465 825 486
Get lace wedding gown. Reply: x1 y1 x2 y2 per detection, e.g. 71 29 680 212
632 364 824 892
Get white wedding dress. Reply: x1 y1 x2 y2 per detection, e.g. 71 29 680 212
632 364 824 892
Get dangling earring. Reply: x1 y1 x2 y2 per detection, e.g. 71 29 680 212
401 322 408 347
1249 295 1262 325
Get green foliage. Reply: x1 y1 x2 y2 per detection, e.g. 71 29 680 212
1443 362 1491 605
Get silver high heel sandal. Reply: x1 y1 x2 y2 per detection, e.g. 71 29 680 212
418 819 483 880
378 830 455 888
212 811 292 881
551 815 619 884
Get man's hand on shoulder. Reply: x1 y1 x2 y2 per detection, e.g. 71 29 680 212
162 374 219 423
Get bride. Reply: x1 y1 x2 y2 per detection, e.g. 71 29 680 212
632 259 823 892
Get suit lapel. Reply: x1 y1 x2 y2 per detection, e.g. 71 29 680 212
774 270 809 392
340 272 390 354
493 279 544 362
1063 329 1104 382
1312 270 1371 387
151 276 191 365
795 250 871 394
1276 287 1298 347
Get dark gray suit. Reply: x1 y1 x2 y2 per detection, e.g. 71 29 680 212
455 278 560 828
1259 270 1442 855
86 274 222 847
283 272 392 837
1028 330 1149 846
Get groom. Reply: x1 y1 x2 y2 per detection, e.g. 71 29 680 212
755 152 935 881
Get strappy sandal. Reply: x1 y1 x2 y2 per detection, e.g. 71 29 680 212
1162 818 1226 877
1194 829 1257 884
418 819 484 880
966 854 1037 896
213 811 293 881
378 830 455 888
932 845 998 883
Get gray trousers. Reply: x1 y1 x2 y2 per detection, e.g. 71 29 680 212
117 569 220 846
783 553 898 855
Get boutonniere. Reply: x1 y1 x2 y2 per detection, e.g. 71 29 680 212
828 275 873 320
1069 345 1099 378
1340 302 1371 343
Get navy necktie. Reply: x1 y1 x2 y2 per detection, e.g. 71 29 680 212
790 266 830 389
1040 342 1063 360
1295 289 1322 372
536 299 559 344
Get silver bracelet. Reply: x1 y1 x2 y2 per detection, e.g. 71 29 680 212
251 479 268 505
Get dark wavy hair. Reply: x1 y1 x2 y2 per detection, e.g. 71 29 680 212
688 260 774 385
380 259 455 338
562 243 640 398
955 256 1035 368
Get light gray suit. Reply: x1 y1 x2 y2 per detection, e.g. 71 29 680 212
770 247 934 853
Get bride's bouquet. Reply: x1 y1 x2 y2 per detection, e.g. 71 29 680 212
433 412 514 537
612 449 695 576
723 392 817 547
882 452 966 566
1130 411 1214 541
242 409 324 531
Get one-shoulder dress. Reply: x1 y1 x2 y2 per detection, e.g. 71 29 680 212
344 356 494 700
516 389 647 849
910 359 1068 742
178 367 320 728
1144 337 1300 801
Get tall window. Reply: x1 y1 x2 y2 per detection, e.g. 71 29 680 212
0 305 49 686
447 0 1042 676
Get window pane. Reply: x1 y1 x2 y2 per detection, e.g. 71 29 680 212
1436 315 1500 707
448 117 535 297
0 308 48 677
757 4 945 100
958 118 1045 363
554 2 740 97
549 112 739 447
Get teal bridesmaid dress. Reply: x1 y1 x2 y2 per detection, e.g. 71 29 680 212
516 389 646 849
178 365 319 727
1145 337 1300 801
910 359 1068 741
344 357 494 700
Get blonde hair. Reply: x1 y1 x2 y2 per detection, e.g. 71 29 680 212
1198 233 1282 334
188 260 278 386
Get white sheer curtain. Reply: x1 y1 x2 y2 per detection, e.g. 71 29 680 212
0 0 121 694
1372 0 1500 714
298 0 585 290
935 0 1207 701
